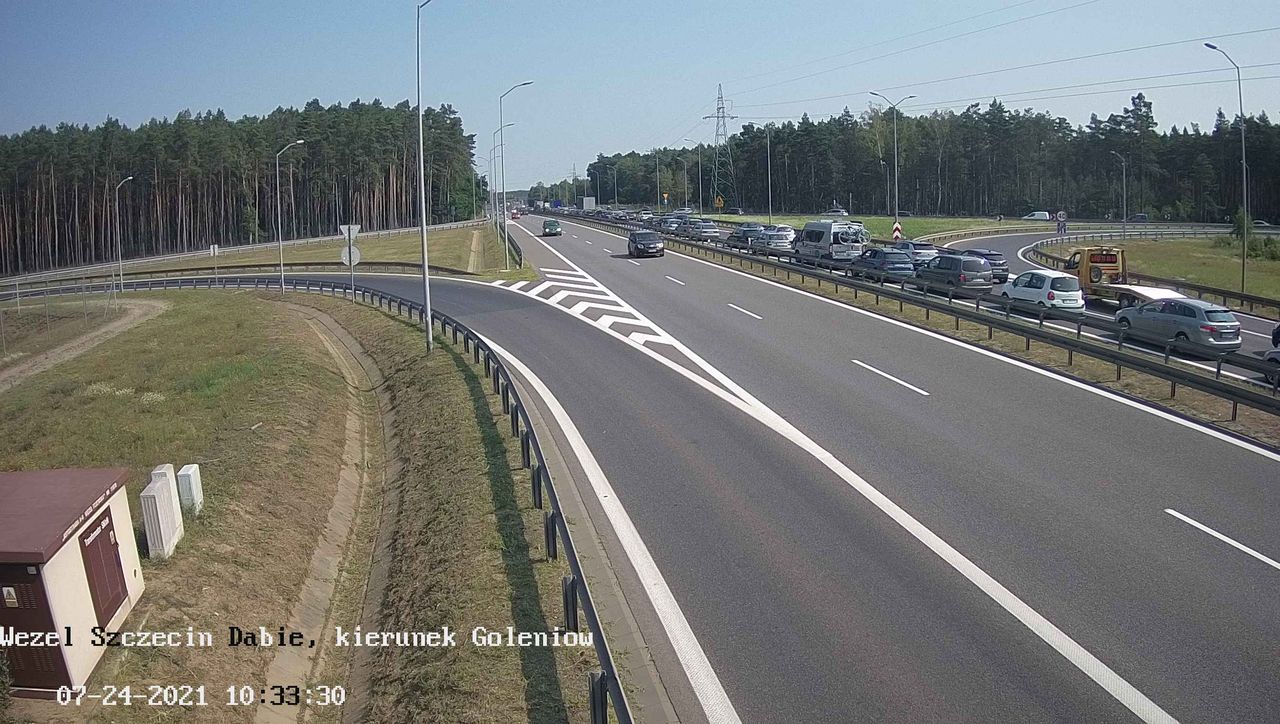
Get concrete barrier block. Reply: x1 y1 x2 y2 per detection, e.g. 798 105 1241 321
177 464 204 516
141 464 184 559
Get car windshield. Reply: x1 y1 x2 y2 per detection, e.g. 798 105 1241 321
1049 277 1080 292
1204 309 1236 323
883 251 912 262
632 232 659 242
979 252 1005 261
961 258 989 272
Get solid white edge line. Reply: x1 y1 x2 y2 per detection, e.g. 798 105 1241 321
666 275 686 286
726 303 763 320
490 223 1180 721
476 333 743 724
852 359 931 396
1164 509 1280 572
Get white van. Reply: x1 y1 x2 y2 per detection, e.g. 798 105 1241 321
1021 211 1051 221
793 220 866 263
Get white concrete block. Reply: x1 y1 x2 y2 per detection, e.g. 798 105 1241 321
141 464 184 559
177 464 204 516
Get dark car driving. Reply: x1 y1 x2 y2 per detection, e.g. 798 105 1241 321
961 248 1009 283
851 247 916 277
627 230 665 258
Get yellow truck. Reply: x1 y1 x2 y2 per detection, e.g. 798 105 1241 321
1061 247 1185 308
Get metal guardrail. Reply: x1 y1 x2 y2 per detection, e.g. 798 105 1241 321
17 273 631 724
1027 234 1280 320
550 211 1280 419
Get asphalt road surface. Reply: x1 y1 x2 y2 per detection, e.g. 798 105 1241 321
310 214 1276 723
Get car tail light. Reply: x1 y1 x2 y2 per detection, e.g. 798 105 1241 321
959 274 967 282
1200 325 1217 333
1047 291 1056 300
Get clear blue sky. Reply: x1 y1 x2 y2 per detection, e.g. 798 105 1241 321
2 0 1276 189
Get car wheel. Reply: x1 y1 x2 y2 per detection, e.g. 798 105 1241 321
1001 292 1009 298
1037 301 1046 307
1175 332 1189 341
1119 319 1131 329
660 251 666 257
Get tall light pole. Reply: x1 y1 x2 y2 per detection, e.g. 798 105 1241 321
654 150 661 210
870 92 916 223
1110 151 1128 239
415 0 436 347
609 165 619 206
113 175 134 295
678 158 689 209
492 123 513 253
1206 42 1249 292
499 81 533 270
765 125 773 224
275 139 304 296
685 138 702 214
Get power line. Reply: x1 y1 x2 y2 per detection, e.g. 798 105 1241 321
735 25 1280 109
733 0 1103 96
726 0 1042 85
732 73 1280 122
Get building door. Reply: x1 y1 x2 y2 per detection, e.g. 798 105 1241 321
79 508 128 627
0 563 71 690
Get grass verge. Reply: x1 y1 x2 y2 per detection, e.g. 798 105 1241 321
0 297 122 370
0 290 350 723
290 296 593 723
668 242 1280 447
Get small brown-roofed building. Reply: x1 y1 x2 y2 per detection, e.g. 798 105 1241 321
0 468 145 698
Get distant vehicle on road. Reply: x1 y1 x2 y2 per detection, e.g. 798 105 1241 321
823 207 850 216
510 210 521 219
660 217 681 232
763 224 796 243
637 210 654 221
541 219 562 236
1001 270 1084 311
726 207 745 215
961 248 1010 283
1254 219 1272 227
690 219 721 240
851 248 915 277
1062 247 1184 308
915 254 994 294
627 230 665 258
673 207 693 215
1116 299 1242 353
726 223 764 248
749 231 794 255
892 240 939 267
1127 213 1150 223
1021 211 1051 221
794 220 863 263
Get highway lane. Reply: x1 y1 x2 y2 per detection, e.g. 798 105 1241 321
505 214 1280 723
333 273 1135 723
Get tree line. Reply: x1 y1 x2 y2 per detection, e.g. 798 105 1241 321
558 94 1276 225
0 99 485 276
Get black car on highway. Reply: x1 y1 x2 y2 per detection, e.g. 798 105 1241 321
627 230 665 258
914 254 994 295
851 247 916 278
961 248 1009 283
726 223 764 248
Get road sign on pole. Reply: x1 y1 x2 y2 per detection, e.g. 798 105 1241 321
339 224 361 302
892 221 904 240
714 195 725 209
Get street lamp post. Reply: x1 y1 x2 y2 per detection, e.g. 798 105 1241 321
415 0 434 348
766 125 773 224
492 123 512 239
610 166 618 207
654 150 661 210
684 138 702 214
870 92 916 223
679 158 689 209
1110 151 1128 239
113 175 134 296
499 81 533 270
1205 42 1249 292
275 139 305 296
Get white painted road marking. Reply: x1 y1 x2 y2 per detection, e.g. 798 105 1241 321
479 335 743 724
571 234 579 238
584 239 593 245
603 248 614 254
852 359 931 396
666 275 686 286
628 260 641 266
1165 509 1280 572
727 303 763 320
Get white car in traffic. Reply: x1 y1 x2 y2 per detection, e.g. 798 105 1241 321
1002 269 1085 310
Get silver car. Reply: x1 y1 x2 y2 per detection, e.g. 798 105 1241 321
690 220 721 240
1115 298 1243 353
749 231 794 255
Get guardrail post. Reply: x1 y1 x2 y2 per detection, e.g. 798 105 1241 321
492 365 501 394
954 314 960 331
589 671 608 724
511 404 521 438
1231 401 1239 421
544 511 559 560
501 381 510 414
1170 381 1177 399
532 464 543 509
562 575 579 632
483 352 492 378
521 429 531 469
